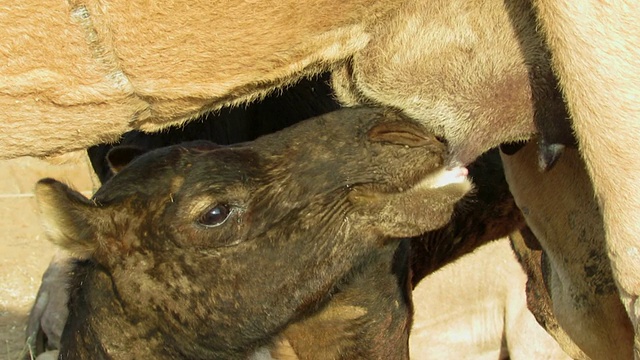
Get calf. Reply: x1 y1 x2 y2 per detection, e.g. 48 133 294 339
27 74 341 357
36 108 470 359
31 148 565 359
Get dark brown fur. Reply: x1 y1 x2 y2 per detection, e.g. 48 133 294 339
36 108 470 359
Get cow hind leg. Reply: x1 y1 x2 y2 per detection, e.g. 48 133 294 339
531 1 640 356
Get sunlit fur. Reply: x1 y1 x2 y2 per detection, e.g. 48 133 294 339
502 139 635 359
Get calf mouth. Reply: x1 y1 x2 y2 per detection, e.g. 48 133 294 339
391 165 472 201
417 166 470 190
366 117 471 194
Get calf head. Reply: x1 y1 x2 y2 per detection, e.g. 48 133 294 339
36 107 470 357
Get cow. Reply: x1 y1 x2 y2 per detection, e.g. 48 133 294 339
1 0 562 161
35 107 471 359
3 0 638 354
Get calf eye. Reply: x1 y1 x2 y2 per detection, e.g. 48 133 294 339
198 204 231 227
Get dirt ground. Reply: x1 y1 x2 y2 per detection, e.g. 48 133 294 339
0 152 98 360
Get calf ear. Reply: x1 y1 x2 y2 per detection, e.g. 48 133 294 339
35 178 101 259
106 145 148 175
